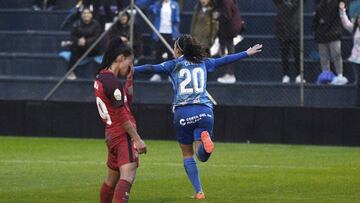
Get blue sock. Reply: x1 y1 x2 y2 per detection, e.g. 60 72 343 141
196 144 211 162
183 157 202 193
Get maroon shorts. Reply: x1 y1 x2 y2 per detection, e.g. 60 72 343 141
105 133 139 171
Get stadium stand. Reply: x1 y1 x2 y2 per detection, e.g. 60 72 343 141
0 0 358 107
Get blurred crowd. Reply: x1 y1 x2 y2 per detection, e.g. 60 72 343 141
34 0 360 85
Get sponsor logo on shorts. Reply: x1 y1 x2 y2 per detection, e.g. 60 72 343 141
179 119 186 126
179 113 212 126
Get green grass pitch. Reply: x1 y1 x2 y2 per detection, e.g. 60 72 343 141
1 136 360 203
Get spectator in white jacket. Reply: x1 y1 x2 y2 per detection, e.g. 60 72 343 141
339 2 360 65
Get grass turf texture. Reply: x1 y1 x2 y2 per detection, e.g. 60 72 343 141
0 136 360 203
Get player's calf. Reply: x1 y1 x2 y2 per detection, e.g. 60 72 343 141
100 182 115 203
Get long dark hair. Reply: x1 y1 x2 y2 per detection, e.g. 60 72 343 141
175 34 207 64
98 37 132 74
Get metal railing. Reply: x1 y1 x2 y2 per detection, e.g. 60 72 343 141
44 2 217 105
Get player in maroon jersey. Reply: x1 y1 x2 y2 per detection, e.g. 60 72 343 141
95 38 146 203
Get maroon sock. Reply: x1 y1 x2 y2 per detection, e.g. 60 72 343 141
114 179 132 203
100 182 114 203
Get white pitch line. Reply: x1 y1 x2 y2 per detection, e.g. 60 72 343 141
0 159 332 170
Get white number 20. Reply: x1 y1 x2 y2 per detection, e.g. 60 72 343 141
96 97 112 125
179 68 205 94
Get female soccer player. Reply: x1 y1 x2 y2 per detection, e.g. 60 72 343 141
94 38 147 203
134 34 262 199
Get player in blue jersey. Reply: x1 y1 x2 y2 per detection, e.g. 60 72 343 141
134 34 262 199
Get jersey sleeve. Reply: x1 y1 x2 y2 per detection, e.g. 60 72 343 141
204 51 248 72
102 76 125 108
134 59 176 74
340 10 354 33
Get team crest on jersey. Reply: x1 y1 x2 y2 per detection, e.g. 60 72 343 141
114 89 122 101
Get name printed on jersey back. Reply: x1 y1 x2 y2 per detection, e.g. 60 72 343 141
94 73 135 136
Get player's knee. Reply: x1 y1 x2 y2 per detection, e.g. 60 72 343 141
119 171 136 184
105 177 118 189
180 145 194 157
119 165 137 184
120 176 135 184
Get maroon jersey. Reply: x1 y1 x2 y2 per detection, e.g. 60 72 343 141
94 69 135 138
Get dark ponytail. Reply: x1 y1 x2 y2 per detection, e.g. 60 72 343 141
175 34 207 64
97 37 132 74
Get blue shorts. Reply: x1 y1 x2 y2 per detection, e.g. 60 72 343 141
173 104 214 145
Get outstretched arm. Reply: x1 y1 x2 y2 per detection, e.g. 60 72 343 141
206 44 262 71
133 64 165 73
134 60 176 74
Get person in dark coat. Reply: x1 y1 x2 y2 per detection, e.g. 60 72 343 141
216 0 243 84
273 0 304 83
101 0 125 23
190 0 219 54
68 8 101 80
313 0 348 85
108 11 143 59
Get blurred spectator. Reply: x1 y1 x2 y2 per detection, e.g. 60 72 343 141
345 0 360 105
313 0 348 85
61 1 90 30
149 0 180 82
339 2 360 69
102 0 124 23
81 0 124 20
273 0 304 83
136 0 157 18
178 0 184 13
32 0 57 11
82 0 100 20
191 0 219 54
61 0 125 30
136 0 157 10
68 8 101 80
108 11 143 60
82 0 124 27
216 0 244 84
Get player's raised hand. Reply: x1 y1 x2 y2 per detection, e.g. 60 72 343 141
246 44 263 56
134 138 147 154
339 2 346 11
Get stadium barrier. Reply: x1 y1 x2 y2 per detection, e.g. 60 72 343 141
0 79 358 107
1 100 360 146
